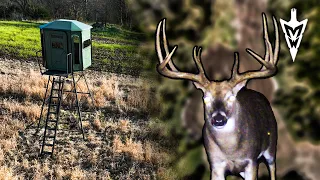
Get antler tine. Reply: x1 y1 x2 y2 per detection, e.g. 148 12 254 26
273 16 280 64
231 52 240 80
156 20 164 63
263 14 270 69
246 14 274 69
157 45 178 70
231 13 280 85
193 46 209 82
263 13 274 63
162 19 178 71
156 19 210 86
156 19 179 72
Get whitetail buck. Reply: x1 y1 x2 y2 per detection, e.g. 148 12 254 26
155 13 279 180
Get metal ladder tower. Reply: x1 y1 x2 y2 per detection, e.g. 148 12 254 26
40 76 64 155
37 72 95 156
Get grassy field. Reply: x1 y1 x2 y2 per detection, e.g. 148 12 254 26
0 21 168 179
0 21 145 76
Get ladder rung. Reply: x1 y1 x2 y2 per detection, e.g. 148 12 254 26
51 96 60 99
46 135 55 139
50 104 58 106
68 109 92 113
48 111 57 114
64 90 74 92
64 90 90 94
48 120 57 123
47 128 57 131
70 105 83 108
44 143 54 147
41 151 52 155
53 80 64 83
52 88 62 91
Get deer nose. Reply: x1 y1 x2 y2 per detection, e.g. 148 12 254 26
212 113 227 127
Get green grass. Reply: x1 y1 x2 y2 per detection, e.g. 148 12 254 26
92 23 145 43
0 21 42 58
92 42 137 51
0 21 145 76
92 42 142 76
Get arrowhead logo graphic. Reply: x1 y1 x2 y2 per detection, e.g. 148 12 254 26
280 8 308 62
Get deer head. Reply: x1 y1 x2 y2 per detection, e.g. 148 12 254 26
156 13 279 129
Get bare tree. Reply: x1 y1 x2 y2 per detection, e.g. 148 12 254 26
12 0 31 18
0 0 13 19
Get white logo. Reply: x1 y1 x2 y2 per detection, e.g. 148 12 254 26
280 8 308 62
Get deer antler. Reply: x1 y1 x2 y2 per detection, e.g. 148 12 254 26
156 19 210 87
231 13 280 85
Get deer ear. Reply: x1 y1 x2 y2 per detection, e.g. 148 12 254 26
232 81 246 95
193 82 206 92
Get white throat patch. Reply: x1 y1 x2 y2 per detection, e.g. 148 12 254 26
213 116 236 133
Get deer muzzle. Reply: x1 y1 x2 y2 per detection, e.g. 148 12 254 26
212 113 228 127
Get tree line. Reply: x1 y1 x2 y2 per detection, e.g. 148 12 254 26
0 0 134 28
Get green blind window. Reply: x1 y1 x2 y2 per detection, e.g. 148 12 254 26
73 36 80 64
83 39 91 49
52 42 63 49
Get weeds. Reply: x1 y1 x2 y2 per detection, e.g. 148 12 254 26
0 59 165 179
0 166 16 180
0 64 156 113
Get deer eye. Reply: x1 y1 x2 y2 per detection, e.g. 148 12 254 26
227 95 236 102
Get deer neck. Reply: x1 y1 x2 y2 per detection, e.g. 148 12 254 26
205 105 244 154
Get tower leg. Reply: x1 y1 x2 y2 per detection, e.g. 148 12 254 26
40 76 65 156
82 72 96 110
40 76 56 155
36 76 51 133
72 73 85 139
